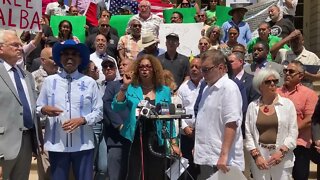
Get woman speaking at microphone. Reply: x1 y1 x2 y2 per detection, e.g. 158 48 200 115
112 54 181 180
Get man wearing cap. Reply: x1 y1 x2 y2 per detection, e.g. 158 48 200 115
137 33 165 57
221 4 252 46
119 5 132 15
90 34 120 85
158 33 190 88
36 40 103 179
0 29 41 180
129 0 162 37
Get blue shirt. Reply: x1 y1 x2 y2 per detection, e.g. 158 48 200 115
221 19 252 46
36 70 103 152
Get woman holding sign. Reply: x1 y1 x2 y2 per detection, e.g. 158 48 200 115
57 20 80 43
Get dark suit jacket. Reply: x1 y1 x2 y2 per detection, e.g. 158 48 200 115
103 80 129 146
240 71 260 103
244 60 284 86
0 63 41 160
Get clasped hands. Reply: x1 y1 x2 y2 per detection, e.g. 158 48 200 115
255 150 283 170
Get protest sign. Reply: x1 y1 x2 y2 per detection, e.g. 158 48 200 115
0 0 42 31
50 16 86 43
163 8 197 23
109 15 134 37
158 23 203 57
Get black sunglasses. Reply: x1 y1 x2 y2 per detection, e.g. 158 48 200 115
264 79 279 85
283 68 301 75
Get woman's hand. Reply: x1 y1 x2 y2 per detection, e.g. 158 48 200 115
255 156 269 170
171 144 182 157
267 150 283 167
123 71 133 87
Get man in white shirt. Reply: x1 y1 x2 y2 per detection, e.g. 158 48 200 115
89 34 120 84
177 58 203 179
129 0 162 37
194 49 244 179
45 0 69 18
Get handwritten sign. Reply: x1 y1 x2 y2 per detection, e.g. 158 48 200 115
0 0 41 31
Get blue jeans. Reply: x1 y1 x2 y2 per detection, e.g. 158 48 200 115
93 123 108 180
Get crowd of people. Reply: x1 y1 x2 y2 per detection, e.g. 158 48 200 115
1 0 320 180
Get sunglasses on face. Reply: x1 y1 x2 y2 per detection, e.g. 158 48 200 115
197 14 205 18
283 68 301 75
131 24 142 28
191 65 200 69
264 79 279 85
138 64 153 70
181 3 190 6
199 42 209 46
103 63 115 69
100 24 110 28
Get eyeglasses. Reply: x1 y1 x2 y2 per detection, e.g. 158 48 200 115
2 42 23 48
197 15 205 18
211 31 220 35
201 65 217 73
139 64 153 70
90 66 98 72
264 79 279 85
100 24 110 28
199 42 209 46
191 65 200 69
131 24 142 28
103 63 115 69
283 68 301 76
181 3 190 7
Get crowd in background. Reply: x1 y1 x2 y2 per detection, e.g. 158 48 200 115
1 0 320 180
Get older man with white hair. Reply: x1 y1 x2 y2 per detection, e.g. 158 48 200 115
129 0 162 37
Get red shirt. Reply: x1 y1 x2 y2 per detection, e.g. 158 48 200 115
277 84 318 148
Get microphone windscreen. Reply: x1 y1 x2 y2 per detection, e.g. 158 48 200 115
169 104 176 115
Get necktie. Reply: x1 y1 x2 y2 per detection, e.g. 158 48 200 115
12 67 33 129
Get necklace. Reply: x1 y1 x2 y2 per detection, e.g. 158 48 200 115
263 105 270 113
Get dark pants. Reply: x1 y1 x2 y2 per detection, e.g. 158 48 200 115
292 145 310 180
107 145 130 180
126 130 166 180
49 149 94 180
179 134 199 180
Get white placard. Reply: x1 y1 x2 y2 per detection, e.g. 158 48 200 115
158 23 203 57
0 1 42 31
208 166 247 180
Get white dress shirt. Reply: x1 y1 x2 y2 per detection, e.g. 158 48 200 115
194 74 244 171
177 79 203 130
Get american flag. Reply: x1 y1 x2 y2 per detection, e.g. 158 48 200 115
109 0 173 17
109 0 139 15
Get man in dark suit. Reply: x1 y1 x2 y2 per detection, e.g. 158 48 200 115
244 41 284 86
0 29 40 179
102 58 132 180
